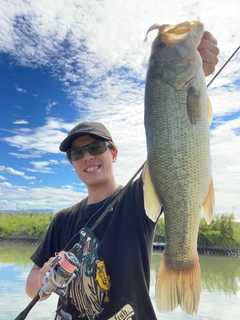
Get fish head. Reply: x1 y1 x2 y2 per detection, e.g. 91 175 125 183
145 21 205 89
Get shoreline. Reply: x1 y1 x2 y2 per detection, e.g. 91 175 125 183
1 235 240 257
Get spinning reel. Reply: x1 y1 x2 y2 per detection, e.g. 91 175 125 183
15 243 81 320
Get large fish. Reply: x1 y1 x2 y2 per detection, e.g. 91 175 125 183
143 21 215 315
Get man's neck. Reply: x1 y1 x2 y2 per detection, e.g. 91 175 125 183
86 181 120 204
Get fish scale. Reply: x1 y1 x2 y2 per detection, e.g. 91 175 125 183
143 21 215 315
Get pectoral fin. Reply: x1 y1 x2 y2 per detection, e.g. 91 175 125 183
143 162 162 222
202 177 215 224
187 86 201 125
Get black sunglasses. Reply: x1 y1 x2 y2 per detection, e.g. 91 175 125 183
66 140 112 161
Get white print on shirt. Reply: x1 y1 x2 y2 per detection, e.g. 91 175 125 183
108 304 135 320
68 227 111 320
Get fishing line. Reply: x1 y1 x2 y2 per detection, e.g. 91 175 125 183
207 45 240 88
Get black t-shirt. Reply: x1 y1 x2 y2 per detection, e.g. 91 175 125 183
31 178 159 320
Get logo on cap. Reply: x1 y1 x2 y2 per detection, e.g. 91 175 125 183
74 127 93 134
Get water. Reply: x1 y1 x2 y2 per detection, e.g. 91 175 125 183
0 245 239 320
151 252 240 319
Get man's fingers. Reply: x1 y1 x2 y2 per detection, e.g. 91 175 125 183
202 31 218 45
198 38 220 57
198 31 220 76
38 257 55 287
199 49 219 65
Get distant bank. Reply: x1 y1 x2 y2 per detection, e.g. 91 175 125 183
1 212 240 257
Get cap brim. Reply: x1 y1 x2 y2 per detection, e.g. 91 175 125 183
59 131 110 152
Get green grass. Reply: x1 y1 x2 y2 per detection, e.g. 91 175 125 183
0 212 54 237
155 213 240 247
1 211 240 248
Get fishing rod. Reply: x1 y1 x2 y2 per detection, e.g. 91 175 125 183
207 45 240 88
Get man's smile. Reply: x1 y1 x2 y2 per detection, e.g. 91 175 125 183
84 165 100 173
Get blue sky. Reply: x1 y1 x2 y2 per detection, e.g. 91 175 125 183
0 0 240 219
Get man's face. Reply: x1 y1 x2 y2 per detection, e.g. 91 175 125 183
70 135 118 188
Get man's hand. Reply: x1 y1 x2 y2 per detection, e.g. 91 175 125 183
26 258 55 299
198 31 220 76
38 257 55 287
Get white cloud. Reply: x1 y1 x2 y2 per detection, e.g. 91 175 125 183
1 0 238 116
13 120 29 124
9 152 42 159
13 105 23 109
2 118 66 154
49 160 59 164
0 184 88 211
1 182 12 188
15 87 27 93
25 160 60 173
27 161 54 173
0 166 36 180
46 100 58 114
17 188 26 192
62 185 74 189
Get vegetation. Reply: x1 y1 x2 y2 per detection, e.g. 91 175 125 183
1 212 240 248
155 213 240 247
0 212 54 237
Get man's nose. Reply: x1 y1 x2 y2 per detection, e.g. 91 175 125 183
82 149 94 161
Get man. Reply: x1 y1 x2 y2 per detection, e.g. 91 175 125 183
26 32 219 320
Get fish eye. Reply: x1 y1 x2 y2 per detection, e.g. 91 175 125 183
156 42 165 49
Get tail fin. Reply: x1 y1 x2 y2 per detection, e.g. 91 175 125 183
155 253 201 315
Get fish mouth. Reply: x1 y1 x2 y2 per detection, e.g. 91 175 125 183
145 21 204 45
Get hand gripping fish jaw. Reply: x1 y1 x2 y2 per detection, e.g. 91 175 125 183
144 21 205 91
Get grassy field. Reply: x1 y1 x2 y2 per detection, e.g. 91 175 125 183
1 211 240 248
0 212 54 237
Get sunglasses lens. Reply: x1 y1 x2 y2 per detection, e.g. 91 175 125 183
67 141 109 161
87 141 107 155
68 147 84 161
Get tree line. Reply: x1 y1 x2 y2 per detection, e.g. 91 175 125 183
155 213 240 248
